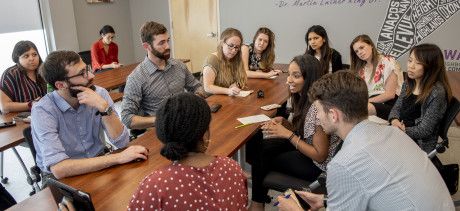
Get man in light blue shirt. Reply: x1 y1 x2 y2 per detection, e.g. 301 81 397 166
277 71 453 210
32 50 148 179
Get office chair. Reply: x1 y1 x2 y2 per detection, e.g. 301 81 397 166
427 97 460 201
22 127 42 195
78 51 92 68
0 152 7 184
262 141 343 194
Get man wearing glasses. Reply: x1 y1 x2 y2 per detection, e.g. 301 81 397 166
31 50 148 180
121 21 203 130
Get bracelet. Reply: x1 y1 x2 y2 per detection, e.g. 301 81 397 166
295 136 301 149
288 132 295 141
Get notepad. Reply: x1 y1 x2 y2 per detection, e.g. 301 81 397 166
234 90 254 97
237 114 271 125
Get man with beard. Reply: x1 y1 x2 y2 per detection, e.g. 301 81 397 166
276 71 453 210
121 21 202 130
31 50 148 180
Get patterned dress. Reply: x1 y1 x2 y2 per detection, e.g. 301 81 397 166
128 156 248 210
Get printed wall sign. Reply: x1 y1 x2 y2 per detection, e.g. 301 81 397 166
377 0 460 59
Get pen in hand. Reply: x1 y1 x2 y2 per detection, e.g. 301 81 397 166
273 194 291 206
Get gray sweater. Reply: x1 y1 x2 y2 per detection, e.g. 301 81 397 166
388 82 447 153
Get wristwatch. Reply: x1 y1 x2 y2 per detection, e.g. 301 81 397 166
96 106 113 116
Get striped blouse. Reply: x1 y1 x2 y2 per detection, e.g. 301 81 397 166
0 65 46 103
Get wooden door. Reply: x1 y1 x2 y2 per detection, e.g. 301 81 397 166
170 0 219 73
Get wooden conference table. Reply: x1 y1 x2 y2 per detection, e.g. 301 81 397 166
7 187 57 211
61 68 289 210
93 58 191 91
0 113 29 152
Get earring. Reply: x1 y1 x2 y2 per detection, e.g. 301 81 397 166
203 139 211 151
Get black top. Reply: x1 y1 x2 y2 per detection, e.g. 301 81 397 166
399 94 421 127
330 48 343 73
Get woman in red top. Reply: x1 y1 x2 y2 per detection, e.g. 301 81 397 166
90 25 122 71
128 93 248 210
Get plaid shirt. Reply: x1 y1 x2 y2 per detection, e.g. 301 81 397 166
121 57 201 127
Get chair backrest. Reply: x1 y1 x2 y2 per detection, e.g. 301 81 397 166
438 97 460 146
23 126 37 162
78 51 92 67
341 64 350 70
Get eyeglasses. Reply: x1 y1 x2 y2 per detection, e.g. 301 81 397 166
65 65 94 80
225 42 240 51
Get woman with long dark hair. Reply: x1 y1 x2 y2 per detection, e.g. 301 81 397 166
305 25 343 74
248 54 341 211
389 43 452 153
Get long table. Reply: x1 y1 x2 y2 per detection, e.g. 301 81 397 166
0 113 29 152
93 63 139 90
93 59 192 91
61 71 289 210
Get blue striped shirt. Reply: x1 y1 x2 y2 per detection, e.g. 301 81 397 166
31 86 129 173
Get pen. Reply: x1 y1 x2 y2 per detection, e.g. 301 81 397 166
273 194 291 206
235 123 253 128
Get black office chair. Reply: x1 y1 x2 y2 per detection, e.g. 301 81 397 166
427 97 460 198
22 127 42 195
262 141 343 194
78 51 92 68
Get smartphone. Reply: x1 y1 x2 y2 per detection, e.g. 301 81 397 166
210 104 222 113
47 178 95 211
293 190 311 210
0 121 16 129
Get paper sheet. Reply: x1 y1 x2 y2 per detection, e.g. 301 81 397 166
234 90 253 97
237 114 271 125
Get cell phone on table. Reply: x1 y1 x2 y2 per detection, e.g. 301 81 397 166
47 178 95 211
0 121 16 129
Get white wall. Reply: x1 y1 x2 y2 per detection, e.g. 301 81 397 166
129 0 171 62
42 0 80 52
0 0 42 33
41 0 460 72
219 0 460 65
219 0 387 64
72 0 135 64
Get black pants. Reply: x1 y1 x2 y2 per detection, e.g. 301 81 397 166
0 184 16 210
248 131 322 203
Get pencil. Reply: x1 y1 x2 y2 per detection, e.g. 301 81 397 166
235 123 253 128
